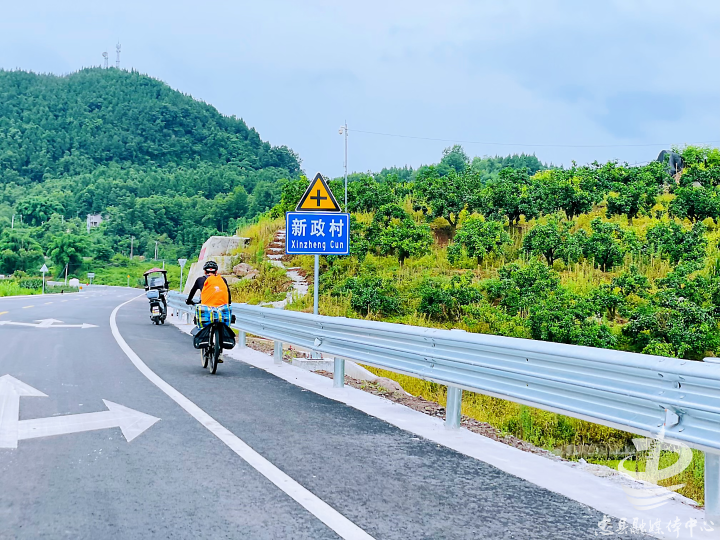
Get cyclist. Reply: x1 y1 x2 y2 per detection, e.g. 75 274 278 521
186 261 232 361
186 260 232 306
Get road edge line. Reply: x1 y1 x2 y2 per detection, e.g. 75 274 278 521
110 297 374 540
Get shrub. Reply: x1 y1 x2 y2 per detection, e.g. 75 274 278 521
646 221 707 264
19 278 43 290
448 216 510 265
484 261 560 316
334 276 401 316
528 291 618 349
418 273 482 321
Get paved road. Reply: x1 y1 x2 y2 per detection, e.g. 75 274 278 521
0 287 643 539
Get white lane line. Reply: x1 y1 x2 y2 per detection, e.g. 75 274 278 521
110 298 373 540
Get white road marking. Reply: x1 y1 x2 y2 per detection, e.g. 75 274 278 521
17 400 159 443
110 299 373 540
0 375 47 449
0 319 97 329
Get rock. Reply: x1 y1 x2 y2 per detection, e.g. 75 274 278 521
375 377 404 393
233 263 254 276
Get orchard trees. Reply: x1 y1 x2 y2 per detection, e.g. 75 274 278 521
448 216 510 265
413 166 482 229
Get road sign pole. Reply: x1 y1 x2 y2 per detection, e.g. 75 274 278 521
41 271 45 295
313 255 319 316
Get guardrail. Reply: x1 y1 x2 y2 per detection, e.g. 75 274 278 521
167 290 720 524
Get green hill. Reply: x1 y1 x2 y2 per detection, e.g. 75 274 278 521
0 67 301 272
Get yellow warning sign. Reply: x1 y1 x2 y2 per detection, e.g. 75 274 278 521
296 173 341 212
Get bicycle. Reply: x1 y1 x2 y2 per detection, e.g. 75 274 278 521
188 300 226 375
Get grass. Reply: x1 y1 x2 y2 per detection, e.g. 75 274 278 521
88 260 182 289
590 450 705 506
0 281 39 296
228 261 292 304
0 281 79 296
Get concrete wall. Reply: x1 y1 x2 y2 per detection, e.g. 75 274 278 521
183 236 249 295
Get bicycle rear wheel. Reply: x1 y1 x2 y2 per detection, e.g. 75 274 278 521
209 325 221 374
200 339 209 368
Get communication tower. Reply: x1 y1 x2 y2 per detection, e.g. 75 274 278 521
116 42 121 68
102 52 108 69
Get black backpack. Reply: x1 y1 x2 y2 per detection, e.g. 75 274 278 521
191 324 236 350
220 324 236 349
192 325 212 349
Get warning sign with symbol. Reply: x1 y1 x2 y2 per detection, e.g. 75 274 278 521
296 173 341 212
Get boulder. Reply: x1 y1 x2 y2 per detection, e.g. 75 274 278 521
233 263 254 276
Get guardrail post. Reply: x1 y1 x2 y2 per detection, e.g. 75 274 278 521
445 386 462 429
273 341 283 365
707 452 720 527
333 358 345 388
238 331 246 348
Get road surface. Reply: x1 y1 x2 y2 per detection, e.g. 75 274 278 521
0 287 644 539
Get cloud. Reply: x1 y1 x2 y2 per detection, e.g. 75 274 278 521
595 92 686 138
0 0 718 174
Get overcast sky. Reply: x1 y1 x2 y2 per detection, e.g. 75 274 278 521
1 1 718 177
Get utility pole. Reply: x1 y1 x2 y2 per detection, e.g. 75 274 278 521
339 122 348 210
64 263 68 286
11 215 14 229
130 236 134 260
154 241 158 260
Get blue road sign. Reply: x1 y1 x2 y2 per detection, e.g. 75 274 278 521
285 212 350 255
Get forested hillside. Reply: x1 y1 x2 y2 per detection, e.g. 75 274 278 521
250 144 720 362
0 67 301 275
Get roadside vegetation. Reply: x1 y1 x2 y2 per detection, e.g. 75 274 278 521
238 144 720 505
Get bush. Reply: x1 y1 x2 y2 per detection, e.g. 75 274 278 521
447 216 510 265
334 276 401 316
418 273 482 321
484 261 560 316
528 291 618 349
19 278 43 290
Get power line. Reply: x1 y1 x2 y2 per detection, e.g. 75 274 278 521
347 128 720 149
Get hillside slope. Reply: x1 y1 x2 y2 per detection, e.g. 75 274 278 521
0 68 301 263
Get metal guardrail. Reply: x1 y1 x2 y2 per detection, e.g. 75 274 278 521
167 291 720 523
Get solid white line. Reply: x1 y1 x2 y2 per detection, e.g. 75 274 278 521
110 298 373 540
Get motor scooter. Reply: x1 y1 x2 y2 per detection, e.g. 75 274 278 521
143 268 168 325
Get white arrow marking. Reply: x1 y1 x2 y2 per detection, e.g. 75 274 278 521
0 375 47 449
0 319 97 329
17 400 160 443
36 318 63 327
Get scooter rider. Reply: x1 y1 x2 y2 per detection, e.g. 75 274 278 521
185 260 232 307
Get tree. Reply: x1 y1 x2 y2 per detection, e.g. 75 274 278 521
669 185 720 222
534 170 594 219
528 290 617 349
376 218 433 265
484 261 560 316
583 218 625 270
646 221 707 264
347 175 396 213
413 166 482 229
448 216 510 265
481 168 538 225
438 145 470 175
418 273 482 321
606 180 659 224
333 277 401 316
47 234 88 271
522 218 574 266
15 196 64 226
